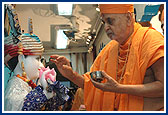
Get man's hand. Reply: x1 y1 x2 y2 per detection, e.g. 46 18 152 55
50 55 73 79
50 55 85 89
90 71 121 92
91 57 164 97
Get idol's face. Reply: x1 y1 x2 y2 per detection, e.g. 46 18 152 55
101 13 129 44
24 55 44 80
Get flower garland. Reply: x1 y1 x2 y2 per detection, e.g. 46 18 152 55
16 74 37 89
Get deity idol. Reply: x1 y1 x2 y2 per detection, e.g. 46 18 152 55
4 4 69 111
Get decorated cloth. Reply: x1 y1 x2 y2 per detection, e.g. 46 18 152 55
83 23 164 111
39 67 56 82
99 4 134 14
4 5 43 67
21 86 47 111
22 81 69 111
4 76 69 111
4 76 32 111
4 4 21 38
4 4 70 111
4 33 44 66
4 4 22 67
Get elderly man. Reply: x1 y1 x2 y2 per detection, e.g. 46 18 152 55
50 4 164 111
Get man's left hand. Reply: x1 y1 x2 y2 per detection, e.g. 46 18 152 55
90 71 121 92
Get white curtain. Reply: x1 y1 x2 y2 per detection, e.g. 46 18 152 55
71 53 87 75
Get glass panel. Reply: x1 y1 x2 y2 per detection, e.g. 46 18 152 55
58 4 73 15
57 30 68 49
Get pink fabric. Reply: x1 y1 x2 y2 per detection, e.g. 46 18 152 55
39 67 56 82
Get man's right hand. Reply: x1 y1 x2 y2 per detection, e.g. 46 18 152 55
50 55 73 80
50 55 85 89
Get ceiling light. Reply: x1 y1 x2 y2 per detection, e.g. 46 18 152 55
58 4 73 15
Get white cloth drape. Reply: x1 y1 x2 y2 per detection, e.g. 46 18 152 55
4 76 32 111
71 53 88 75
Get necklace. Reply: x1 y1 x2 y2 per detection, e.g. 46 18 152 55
16 74 37 89
116 37 133 83
116 24 140 83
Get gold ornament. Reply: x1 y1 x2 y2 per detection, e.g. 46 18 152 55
21 61 27 78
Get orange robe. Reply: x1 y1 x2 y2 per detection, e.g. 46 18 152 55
71 88 84 111
83 23 164 111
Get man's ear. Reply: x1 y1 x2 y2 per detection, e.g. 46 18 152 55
126 12 133 26
18 55 25 69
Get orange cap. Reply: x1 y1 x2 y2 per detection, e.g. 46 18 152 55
99 4 134 14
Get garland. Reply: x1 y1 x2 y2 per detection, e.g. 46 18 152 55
16 74 37 89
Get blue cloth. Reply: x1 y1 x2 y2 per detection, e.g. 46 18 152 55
22 81 69 111
22 86 47 111
140 5 161 22
4 66 11 90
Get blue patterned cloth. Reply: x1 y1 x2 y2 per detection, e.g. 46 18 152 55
22 81 69 111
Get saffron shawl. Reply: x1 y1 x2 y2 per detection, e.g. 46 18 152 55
83 23 164 111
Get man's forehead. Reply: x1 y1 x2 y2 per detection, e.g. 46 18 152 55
101 13 124 19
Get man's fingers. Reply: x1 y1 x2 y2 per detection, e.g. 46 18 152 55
50 55 59 59
50 55 66 63
50 59 58 63
51 56 64 63
90 78 104 90
101 71 110 80
56 56 64 60
50 59 63 67
57 57 69 64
